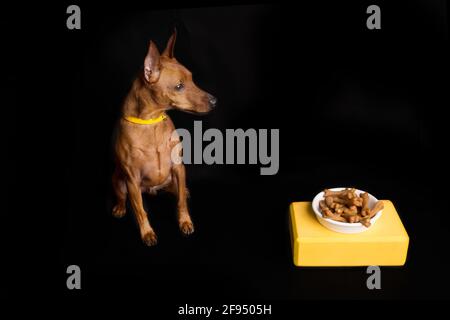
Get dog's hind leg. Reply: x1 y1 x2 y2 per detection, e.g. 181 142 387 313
171 164 194 235
112 166 127 218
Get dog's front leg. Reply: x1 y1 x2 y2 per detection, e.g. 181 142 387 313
112 166 127 218
125 177 158 246
172 164 194 235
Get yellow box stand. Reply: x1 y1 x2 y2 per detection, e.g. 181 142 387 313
289 200 409 267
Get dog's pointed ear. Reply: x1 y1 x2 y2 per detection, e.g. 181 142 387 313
162 28 177 58
144 41 161 83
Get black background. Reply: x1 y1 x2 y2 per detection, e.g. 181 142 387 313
6 0 450 306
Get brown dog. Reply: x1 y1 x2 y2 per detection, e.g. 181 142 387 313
112 30 216 246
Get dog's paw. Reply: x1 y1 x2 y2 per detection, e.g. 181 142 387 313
142 231 158 246
112 205 126 218
179 221 195 236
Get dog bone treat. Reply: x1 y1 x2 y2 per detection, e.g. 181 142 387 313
319 200 333 216
343 214 360 223
361 192 370 216
319 188 383 227
332 196 363 207
335 205 344 214
343 205 358 215
328 196 362 208
324 188 355 198
325 196 335 208
360 217 371 228
319 200 347 222
368 201 384 218
359 201 384 227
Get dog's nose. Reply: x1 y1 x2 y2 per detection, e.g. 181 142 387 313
208 95 217 108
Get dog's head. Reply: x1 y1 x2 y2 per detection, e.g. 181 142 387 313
143 30 217 114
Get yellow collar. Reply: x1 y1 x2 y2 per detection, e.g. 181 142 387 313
124 113 167 125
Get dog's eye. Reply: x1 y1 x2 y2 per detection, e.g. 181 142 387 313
175 82 184 91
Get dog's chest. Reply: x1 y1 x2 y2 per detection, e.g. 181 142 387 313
121 121 176 186
124 139 171 185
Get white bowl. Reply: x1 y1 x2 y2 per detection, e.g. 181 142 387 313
312 187 383 234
